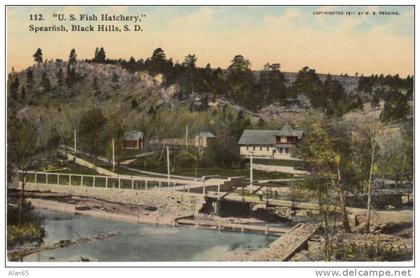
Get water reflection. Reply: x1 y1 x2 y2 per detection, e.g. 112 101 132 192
24 209 276 262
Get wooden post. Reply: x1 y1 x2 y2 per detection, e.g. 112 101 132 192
366 136 376 233
185 125 188 147
131 178 134 190
57 174 60 185
250 153 254 193
159 180 161 190
118 178 121 189
202 177 205 195
217 184 220 200
81 175 84 186
105 177 108 188
69 174 72 186
45 173 48 185
167 147 171 187
112 138 115 172
145 180 148 190
34 172 37 185
188 184 190 193
74 129 77 155
93 176 96 187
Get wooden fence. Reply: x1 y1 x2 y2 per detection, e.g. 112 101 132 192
17 170 200 192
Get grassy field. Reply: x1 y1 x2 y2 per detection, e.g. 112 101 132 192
28 161 99 176
68 153 293 179
52 150 296 180
123 164 293 179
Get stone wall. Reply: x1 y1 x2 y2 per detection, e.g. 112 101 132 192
23 182 204 218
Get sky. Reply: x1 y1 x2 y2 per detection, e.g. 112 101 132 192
7 6 414 76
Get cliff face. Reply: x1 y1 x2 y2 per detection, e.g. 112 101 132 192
12 61 181 108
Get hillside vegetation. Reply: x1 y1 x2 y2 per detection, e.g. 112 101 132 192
7 47 413 176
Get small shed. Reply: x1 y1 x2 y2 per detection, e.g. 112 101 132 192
122 131 144 150
194 132 215 148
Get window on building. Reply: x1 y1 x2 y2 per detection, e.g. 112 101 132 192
260 146 262 151
246 146 249 151
253 146 255 151
285 148 289 153
266 146 269 151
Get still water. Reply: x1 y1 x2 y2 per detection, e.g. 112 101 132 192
24 209 276 262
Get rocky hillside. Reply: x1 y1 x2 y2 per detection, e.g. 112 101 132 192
14 61 182 110
11 60 365 123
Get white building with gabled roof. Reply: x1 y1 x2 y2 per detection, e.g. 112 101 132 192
238 124 303 160
194 131 215 148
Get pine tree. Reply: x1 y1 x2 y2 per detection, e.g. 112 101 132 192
148 48 167 74
131 98 138 109
20 87 26 103
40 72 51 92
7 75 20 182
126 56 136 72
93 48 99 62
25 69 34 94
96 47 106 63
259 63 287 103
78 107 107 164
65 64 77 88
33 48 43 64
69 48 77 65
227 55 255 109
56 68 64 87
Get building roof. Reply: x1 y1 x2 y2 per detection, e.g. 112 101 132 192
199 131 215 138
238 130 279 145
238 124 303 145
279 124 304 139
124 131 144 141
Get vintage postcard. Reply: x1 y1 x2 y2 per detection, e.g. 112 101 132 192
4 3 415 272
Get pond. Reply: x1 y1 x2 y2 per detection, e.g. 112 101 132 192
23 209 277 262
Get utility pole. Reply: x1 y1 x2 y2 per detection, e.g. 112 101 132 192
74 129 77 155
250 153 254 193
167 146 171 187
366 136 375 233
112 138 115 172
185 125 189 147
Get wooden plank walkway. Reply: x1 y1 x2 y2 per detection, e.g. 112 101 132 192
256 223 320 261
176 218 290 235
224 223 320 261
277 223 320 261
